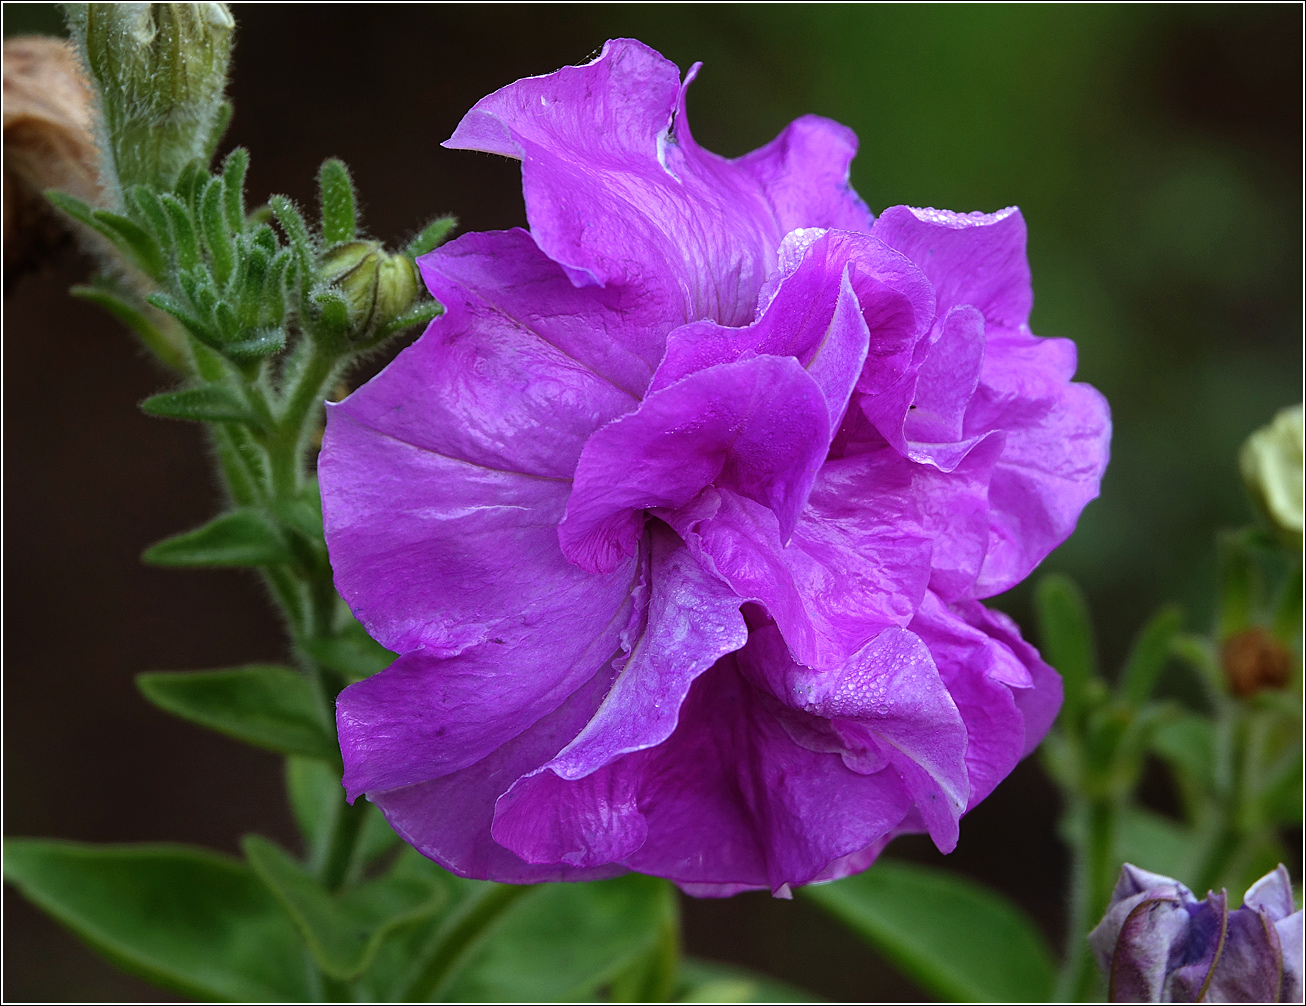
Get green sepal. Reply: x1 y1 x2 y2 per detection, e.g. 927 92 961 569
203 100 234 163
802 859 1055 1003
243 836 447 982
129 186 173 248
221 147 249 232
676 958 821 1003
137 665 335 760
173 158 208 213
143 508 290 567
311 287 350 342
91 209 166 279
146 291 215 344
70 283 190 371
1035 573 1098 730
1118 604 1184 706
159 192 202 271
222 327 287 365
140 385 256 425
365 298 443 347
318 159 358 246
235 244 271 329
405 215 458 258
2 839 310 1002
200 176 236 288
303 619 397 682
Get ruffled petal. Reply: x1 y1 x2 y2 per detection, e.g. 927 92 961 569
446 39 869 327
365 661 628 884
558 356 830 574
490 526 747 868
870 204 1033 330
666 452 932 670
650 232 871 428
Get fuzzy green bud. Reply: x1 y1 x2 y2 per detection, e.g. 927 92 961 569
1239 403 1303 549
319 240 419 341
64 3 234 202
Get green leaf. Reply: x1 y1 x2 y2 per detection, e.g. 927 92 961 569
1118 604 1183 706
318 159 357 246
802 859 1055 1003
286 755 341 866
2 839 310 1001
436 875 678 1002
405 214 458 258
243 836 447 981
143 508 290 567
203 100 234 162
129 186 173 248
222 147 249 232
70 283 190 371
368 298 442 346
1116 808 1201 886
1035 574 1097 728
223 326 286 364
311 287 350 340
1150 711 1217 795
200 176 237 288
159 192 201 271
677 958 821 1002
91 209 166 279
137 665 335 759
140 385 256 425
303 620 396 682
146 290 215 343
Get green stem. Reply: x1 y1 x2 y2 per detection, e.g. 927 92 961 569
317 794 368 893
1057 796 1115 1002
268 341 340 498
398 884 530 1002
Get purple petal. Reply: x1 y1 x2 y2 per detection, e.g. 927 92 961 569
666 453 932 670
870 205 1033 329
558 355 830 574
1243 864 1297 921
650 231 872 428
366 661 627 884
1276 911 1303 1003
1165 892 1230 1003
973 381 1112 597
419 228 668 400
447 39 868 328
1108 896 1195 1003
738 622 969 854
1202 905 1287 1004
490 526 747 867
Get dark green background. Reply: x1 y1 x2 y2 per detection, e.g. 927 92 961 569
4 4 1300 1001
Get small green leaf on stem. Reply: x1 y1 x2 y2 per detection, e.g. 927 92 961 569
405 215 457 258
318 159 357 246
137 665 336 759
1035 574 1098 729
159 192 201 271
70 284 190 371
1118 605 1183 706
143 508 290 567
146 291 215 344
303 620 397 682
140 385 255 425
222 147 249 232
200 176 236 288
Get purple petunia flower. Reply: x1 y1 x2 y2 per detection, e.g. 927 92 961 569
1089 864 1304 1002
318 39 1111 896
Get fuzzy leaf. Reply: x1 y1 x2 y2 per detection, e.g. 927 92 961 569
140 386 255 425
2 840 310 1002
137 665 335 760
222 148 249 232
405 215 458 258
92 209 166 279
200 176 236 288
222 327 286 364
802 859 1055 1003
70 284 189 371
143 508 289 567
318 159 357 246
159 192 201 271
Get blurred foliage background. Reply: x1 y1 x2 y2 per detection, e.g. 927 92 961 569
4 4 1300 1001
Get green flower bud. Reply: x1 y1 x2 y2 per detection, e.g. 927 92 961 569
64 3 234 202
1239 403 1304 549
319 240 419 341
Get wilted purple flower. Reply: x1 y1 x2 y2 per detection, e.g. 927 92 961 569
319 39 1111 895
1089 864 1304 1003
